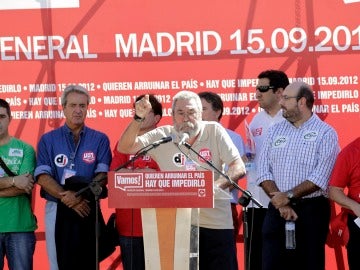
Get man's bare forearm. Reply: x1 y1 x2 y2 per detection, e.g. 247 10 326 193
0 187 27 197
117 120 142 153
37 174 64 200
260 180 280 198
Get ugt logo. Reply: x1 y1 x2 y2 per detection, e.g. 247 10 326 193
83 151 96 164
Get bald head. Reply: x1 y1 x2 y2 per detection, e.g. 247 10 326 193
285 81 314 110
286 81 306 93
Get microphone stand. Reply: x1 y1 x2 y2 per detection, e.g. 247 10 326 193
183 142 262 208
74 142 163 270
183 142 261 270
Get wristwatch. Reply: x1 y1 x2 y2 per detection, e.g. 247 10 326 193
134 114 145 122
286 190 295 201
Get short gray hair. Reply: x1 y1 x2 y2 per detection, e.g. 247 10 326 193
61 85 90 106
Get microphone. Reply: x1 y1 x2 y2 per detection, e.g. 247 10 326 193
152 136 173 146
178 132 189 145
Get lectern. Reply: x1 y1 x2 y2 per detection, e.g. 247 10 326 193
108 170 214 270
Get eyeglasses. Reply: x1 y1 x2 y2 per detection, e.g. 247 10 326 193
281 95 299 101
256 85 276 93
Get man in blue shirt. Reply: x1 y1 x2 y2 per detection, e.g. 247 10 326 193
35 85 111 270
198 91 245 242
0 98 37 270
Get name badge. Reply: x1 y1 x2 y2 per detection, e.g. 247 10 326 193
61 168 76 185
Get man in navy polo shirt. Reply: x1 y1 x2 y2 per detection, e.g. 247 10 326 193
35 85 111 270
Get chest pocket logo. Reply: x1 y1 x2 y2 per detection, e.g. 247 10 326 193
54 154 68 167
173 153 186 167
9 148 23 157
303 131 318 141
273 136 287 148
83 151 96 164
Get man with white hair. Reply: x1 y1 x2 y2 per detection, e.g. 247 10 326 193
117 90 246 270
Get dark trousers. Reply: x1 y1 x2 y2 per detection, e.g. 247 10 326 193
55 201 98 270
244 207 267 270
347 214 360 270
199 227 238 270
118 235 145 270
262 197 330 270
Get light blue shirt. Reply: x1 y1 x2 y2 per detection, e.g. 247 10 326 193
257 114 339 198
226 128 245 204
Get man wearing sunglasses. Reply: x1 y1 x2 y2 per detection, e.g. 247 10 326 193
243 69 289 270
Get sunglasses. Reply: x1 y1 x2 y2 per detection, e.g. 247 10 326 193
256 85 276 93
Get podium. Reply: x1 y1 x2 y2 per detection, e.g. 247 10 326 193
108 170 214 270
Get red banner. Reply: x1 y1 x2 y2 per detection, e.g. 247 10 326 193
1 1 357 269
108 170 214 208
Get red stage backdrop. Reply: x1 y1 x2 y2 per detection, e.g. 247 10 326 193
0 0 358 269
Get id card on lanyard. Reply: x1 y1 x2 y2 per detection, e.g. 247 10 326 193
60 151 77 185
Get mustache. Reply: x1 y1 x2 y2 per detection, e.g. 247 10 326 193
177 121 197 135
182 122 194 129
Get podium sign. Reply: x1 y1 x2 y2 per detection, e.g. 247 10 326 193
108 170 214 270
108 170 214 208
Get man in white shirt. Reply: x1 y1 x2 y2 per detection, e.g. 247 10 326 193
244 70 289 270
117 90 246 270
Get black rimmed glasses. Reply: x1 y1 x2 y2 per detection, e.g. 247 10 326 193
256 85 276 92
